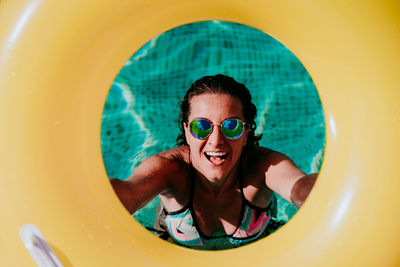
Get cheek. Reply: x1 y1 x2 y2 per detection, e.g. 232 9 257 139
184 127 203 154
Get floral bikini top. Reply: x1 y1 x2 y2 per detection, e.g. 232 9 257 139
158 174 275 250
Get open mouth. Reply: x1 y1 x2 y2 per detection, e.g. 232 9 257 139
204 151 229 165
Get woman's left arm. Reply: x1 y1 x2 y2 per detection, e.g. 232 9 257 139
288 173 318 207
264 151 318 208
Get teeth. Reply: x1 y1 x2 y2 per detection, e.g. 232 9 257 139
205 152 227 157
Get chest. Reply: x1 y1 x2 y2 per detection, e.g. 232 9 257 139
192 182 271 237
192 189 242 236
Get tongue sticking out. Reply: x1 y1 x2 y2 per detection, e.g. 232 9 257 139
204 152 228 166
209 156 225 166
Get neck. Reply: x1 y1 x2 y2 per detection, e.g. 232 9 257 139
195 163 241 197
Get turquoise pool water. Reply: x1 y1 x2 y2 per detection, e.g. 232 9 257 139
101 21 325 236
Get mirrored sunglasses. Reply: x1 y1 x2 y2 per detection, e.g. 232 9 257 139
189 118 246 140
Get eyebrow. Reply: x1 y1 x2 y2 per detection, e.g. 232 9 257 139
190 117 244 123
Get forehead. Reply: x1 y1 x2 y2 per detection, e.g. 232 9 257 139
188 93 244 120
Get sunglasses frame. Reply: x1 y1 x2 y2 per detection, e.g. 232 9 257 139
188 117 247 140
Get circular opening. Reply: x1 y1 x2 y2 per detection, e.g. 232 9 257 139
101 20 325 250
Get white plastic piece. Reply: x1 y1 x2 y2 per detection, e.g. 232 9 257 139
20 224 63 267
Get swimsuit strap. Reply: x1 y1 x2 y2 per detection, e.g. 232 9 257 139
161 164 195 215
238 149 271 210
188 165 196 209
238 151 248 203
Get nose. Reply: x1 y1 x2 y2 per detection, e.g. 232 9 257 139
207 125 225 145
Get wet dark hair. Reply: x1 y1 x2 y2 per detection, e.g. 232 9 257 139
177 74 262 147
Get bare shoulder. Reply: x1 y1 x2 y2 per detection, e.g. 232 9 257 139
243 145 304 188
243 146 316 206
129 146 191 196
247 146 305 201
156 145 190 163
133 146 189 175
245 145 301 171
243 145 274 169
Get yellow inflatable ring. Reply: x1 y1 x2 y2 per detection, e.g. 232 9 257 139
1 0 399 266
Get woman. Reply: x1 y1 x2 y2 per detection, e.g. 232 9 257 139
110 74 318 250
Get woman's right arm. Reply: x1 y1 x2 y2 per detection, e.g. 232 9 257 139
110 154 181 214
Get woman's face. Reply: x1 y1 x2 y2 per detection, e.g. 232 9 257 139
184 93 249 184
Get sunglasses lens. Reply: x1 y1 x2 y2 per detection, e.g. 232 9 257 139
190 119 212 139
221 119 244 139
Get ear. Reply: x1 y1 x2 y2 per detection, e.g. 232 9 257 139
183 122 191 142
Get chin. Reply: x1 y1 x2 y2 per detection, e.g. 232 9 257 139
193 155 237 182
202 168 229 182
